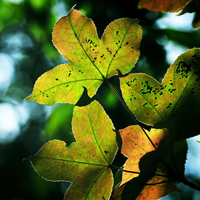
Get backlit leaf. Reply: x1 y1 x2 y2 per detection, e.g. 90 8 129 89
138 0 192 12
119 125 165 185
29 100 118 199
111 125 182 199
25 9 142 105
120 48 200 140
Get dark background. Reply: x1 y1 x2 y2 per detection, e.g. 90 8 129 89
0 0 200 199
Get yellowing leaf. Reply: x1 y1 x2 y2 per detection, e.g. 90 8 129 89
115 125 183 199
138 0 192 12
29 100 118 199
120 48 200 140
119 125 165 185
25 9 142 105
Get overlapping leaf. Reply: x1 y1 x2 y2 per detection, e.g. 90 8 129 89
138 0 192 12
119 125 165 185
25 8 142 105
29 100 118 199
120 48 200 140
111 125 182 200
111 172 181 200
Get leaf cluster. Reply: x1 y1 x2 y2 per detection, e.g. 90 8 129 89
25 7 200 200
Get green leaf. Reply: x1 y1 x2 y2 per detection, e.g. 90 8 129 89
29 100 118 199
25 9 142 105
120 48 200 140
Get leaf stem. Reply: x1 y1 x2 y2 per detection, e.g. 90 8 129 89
145 180 175 185
110 165 171 178
180 178 200 192
104 78 157 150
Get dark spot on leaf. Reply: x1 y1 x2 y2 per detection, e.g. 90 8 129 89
168 88 176 93
191 88 195 94
55 78 58 81
126 81 130 86
132 78 137 82
66 85 69 87
143 103 148 107
104 150 109 154
166 103 172 109
116 30 119 35
126 42 129 45
154 104 158 107
106 47 112 54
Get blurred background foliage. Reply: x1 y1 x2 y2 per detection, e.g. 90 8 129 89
0 0 200 199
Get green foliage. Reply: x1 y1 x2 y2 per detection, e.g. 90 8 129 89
25 8 200 200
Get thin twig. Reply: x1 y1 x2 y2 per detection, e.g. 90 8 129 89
104 78 157 150
110 165 171 178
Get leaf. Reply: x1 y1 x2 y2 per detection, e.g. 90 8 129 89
29 100 118 200
25 8 142 105
159 139 188 178
138 0 192 12
111 125 182 200
119 125 165 185
176 0 200 28
120 48 200 140
111 172 181 200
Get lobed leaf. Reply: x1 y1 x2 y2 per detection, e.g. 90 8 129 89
29 100 118 199
120 48 200 140
138 0 192 12
25 9 142 105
